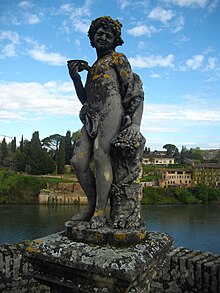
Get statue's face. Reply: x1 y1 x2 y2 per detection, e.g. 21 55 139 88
93 27 115 52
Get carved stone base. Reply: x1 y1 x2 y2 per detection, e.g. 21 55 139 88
22 231 173 293
65 221 147 245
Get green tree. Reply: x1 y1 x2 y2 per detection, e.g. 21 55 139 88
12 138 31 172
41 134 62 160
28 131 55 175
163 144 178 157
65 131 73 164
57 137 65 174
40 149 56 174
19 135 24 153
180 146 191 164
192 184 220 203
11 137 16 153
0 138 8 166
28 131 42 174
173 186 197 203
13 149 27 172
143 147 150 155
215 150 220 161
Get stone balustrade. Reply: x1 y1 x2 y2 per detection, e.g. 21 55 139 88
0 238 219 292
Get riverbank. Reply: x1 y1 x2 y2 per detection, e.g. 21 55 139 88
1 169 220 205
141 185 220 204
0 169 76 204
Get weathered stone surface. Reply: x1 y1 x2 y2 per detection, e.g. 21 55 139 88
65 220 147 245
1 237 220 292
67 16 145 229
22 231 173 292
150 247 220 293
0 242 49 292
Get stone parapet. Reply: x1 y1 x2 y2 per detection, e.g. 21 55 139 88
0 242 49 293
151 247 220 293
1 237 219 292
22 231 173 293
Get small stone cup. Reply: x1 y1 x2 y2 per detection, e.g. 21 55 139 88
67 59 90 72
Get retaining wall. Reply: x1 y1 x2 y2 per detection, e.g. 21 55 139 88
39 182 88 205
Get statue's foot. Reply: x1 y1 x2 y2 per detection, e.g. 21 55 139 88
70 207 94 222
90 216 106 229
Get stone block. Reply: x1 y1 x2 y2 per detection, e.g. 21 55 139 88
22 231 173 293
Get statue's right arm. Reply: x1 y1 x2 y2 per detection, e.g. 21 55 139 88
68 61 87 104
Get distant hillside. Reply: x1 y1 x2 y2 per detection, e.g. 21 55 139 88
202 149 220 161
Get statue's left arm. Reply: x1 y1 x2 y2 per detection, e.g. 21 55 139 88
113 53 144 134
130 98 143 131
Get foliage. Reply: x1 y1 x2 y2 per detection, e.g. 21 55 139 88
0 170 44 203
1 130 80 176
190 184 220 203
41 134 63 160
173 186 198 203
19 135 24 153
11 137 16 153
0 138 8 166
0 169 76 204
65 131 73 165
27 131 56 175
143 147 150 155
190 148 204 163
142 165 157 173
142 184 220 205
57 137 65 174
214 150 220 161
13 149 26 172
141 174 161 182
163 144 178 157
141 186 177 204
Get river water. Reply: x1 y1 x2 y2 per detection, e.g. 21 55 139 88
0 204 219 254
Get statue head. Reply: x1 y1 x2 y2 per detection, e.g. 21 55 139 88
88 16 124 50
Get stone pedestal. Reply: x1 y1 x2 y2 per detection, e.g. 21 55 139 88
23 231 173 293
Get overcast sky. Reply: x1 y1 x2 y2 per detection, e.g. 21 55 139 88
0 0 220 150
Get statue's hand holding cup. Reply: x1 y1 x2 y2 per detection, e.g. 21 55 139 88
67 60 90 80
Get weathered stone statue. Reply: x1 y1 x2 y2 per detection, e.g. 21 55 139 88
66 16 145 235
22 17 174 293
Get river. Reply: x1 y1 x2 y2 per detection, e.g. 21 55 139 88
0 204 219 254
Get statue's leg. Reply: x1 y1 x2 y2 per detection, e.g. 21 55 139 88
71 127 96 221
91 102 122 228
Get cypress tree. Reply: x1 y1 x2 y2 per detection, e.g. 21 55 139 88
65 130 73 164
11 137 16 153
0 138 8 166
57 137 65 174
13 149 26 172
28 131 55 174
28 131 42 174
20 135 24 153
